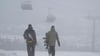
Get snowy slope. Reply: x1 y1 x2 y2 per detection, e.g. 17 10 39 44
0 50 100 56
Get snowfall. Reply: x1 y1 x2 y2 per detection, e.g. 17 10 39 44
0 50 100 56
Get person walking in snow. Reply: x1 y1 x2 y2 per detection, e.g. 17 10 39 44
46 25 60 56
23 24 37 56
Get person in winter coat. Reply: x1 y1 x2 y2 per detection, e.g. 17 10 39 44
23 24 37 56
46 25 60 56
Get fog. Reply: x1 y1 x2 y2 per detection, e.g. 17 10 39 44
0 0 100 51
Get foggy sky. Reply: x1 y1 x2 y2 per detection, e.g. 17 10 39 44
0 0 100 24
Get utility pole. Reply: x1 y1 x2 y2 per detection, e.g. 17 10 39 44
92 18 96 51
86 11 100 51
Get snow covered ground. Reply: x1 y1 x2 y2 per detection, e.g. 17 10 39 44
0 50 100 56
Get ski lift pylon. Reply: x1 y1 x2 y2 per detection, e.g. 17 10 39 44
46 8 56 23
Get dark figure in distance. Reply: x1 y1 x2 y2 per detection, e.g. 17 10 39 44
46 25 60 56
23 24 37 56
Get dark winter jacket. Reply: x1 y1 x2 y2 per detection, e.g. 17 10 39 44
23 29 37 45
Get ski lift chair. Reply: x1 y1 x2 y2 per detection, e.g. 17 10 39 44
21 1 33 10
46 14 56 23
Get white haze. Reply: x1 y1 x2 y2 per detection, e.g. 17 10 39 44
0 0 100 51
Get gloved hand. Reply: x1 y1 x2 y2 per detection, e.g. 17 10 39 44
27 40 33 43
58 41 60 47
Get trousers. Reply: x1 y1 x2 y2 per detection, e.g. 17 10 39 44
48 46 55 56
26 43 35 56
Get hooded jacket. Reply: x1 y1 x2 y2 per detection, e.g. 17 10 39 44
23 26 37 45
47 26 60 46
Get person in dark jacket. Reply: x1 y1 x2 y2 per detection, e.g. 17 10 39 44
46 25 60 56
23 24 37 56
